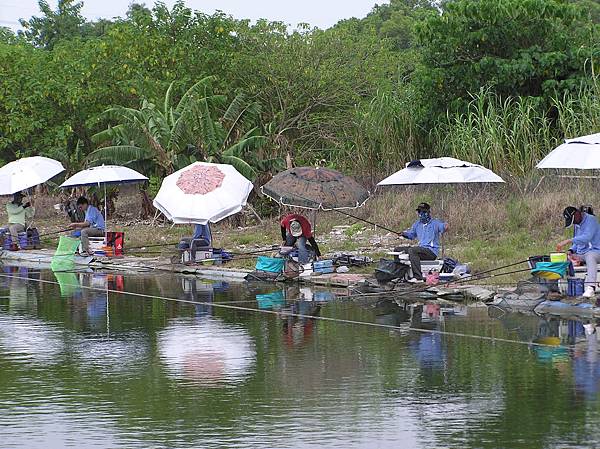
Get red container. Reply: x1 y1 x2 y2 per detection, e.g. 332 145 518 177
105 231 124 256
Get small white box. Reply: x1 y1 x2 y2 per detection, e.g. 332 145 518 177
181 248 213 263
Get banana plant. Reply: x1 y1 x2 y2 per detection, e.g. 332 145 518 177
89 77 278 180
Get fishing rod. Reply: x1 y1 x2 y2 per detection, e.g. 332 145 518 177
378 259 531 300
36 228 72 238
387 267 533 302
332 209 403 236
279 191 405 237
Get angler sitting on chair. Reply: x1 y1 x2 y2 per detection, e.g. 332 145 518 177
397 202 448 283
280 213 321 264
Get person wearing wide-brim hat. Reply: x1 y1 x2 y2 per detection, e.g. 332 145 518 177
398 202 448 283
5 191 34 250
557 206 600 298
280 213 321 264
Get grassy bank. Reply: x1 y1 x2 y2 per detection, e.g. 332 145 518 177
2 177 592 284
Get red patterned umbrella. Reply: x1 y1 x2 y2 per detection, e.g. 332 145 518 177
260 167 369 210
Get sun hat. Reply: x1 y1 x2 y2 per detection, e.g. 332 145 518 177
289 220 303 237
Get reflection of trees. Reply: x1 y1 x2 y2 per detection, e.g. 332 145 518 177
4 274 600 448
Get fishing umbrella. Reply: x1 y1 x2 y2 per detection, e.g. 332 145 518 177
377 157 504 254
378 157 505 186
0 156 65 195
260 166 370 210
153 162 253 224
537 133 600 169
59 165 149 223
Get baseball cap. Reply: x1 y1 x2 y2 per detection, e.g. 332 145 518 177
563 206 578 228
416 202 431 212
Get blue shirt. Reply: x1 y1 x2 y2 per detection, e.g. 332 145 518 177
571 213 600 254
85 205 105 231
193 224 212 245
403 218 447 256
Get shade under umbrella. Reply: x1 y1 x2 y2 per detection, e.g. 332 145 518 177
260 167 370 210
537 133 600 169
60 165 148 225
153 162 253 225
0 156 65 195
60 165 148 188
377 157 505 186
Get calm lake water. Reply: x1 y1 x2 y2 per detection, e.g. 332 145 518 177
1 265 600 449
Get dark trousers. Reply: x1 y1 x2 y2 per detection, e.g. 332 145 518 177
395 246 437 280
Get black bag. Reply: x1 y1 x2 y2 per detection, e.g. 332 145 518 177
441 257 458 273
374 259 409 283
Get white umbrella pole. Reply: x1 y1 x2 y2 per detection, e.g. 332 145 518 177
104 183 107 230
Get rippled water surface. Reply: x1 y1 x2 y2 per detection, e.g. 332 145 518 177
1 266 600 448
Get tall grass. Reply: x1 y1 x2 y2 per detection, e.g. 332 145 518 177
433 84 600 176
333 78 600 181
553 82 600 138
433 89 556 175
337 86 422 182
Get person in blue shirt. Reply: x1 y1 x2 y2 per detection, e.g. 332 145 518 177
399 202 448 283
557 206 600 298
68 196 105 256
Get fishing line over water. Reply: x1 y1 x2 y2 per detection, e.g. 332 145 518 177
0 272 573 350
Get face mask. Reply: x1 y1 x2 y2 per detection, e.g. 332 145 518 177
419 211 431 223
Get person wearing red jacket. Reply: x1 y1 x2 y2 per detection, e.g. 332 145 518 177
280 213 321 263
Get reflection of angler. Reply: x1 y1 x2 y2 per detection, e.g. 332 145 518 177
107 274 124 292
572 326 600 399
409 305 446 370
181 277 215 317
283 301 321 347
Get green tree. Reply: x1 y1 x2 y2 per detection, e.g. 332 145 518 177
416 0 599 113
19 0 86 49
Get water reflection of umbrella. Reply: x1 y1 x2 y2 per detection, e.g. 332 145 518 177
153 162 253 224
261 166 370 210
158 317 256 386
0 156 65 195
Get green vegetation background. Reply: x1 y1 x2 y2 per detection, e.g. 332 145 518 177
3 0 600 185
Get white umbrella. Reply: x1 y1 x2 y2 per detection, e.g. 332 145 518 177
537 133 600 169
377 157 504 256
60 165 148 223
60 165 148 188
0 156 65 195
377 157 505 186
153 162 253 225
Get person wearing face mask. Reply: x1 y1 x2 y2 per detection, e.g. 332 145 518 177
557 206 600 298
399 202 448 283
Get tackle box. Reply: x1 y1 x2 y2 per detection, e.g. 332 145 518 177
313 259 334 274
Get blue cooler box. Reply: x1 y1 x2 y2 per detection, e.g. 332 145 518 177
313 260 334 274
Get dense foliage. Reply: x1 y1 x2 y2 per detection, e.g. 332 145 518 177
2 0 600 182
